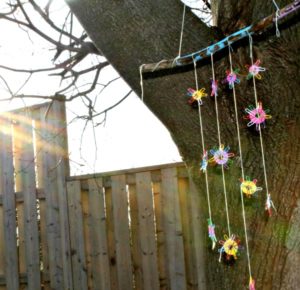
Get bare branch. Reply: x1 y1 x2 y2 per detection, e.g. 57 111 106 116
93 90 133 120
0 64 60 73
202 0 211 10
44 0 54 16
0 0 126 121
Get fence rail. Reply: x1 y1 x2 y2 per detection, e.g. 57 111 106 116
0 101 206 290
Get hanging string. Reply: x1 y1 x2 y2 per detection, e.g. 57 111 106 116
210 53 231 237
139 64 145 102
228 43 253 284
248 33 276 214
172 3 187 67
192 56 213 219
178 4 186 57
140 3 186 99
272 0 281 37
193 55 218 249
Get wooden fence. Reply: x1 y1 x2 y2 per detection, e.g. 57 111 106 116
0 101 206 290
0 101 72 290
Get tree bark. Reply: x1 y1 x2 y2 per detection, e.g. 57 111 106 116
66 0 300 289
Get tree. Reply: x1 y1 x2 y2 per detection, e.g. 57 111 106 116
66 0 300 289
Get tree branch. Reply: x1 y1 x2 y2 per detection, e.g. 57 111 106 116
141 0 300 73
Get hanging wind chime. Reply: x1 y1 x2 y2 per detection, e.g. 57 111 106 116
139 1 300 289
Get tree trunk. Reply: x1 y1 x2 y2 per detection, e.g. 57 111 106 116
66 0 300 289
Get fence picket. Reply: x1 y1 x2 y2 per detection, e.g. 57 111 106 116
111 175 133 290
153 181 169 290
189 180 206 289
67 180 88 290
13 113 41 290
36 107 64 289
161 168 187 290
12 120 27 284
0 207 4 290
50 101 73 290
105 186 118 290
178 178 197 289
0 118 19 290
135 172 160 290
128 184 143 290
87 178 111 290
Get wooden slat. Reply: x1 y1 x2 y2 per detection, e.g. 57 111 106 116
50 101 73 290
36 101 73 290
153 182 169 290
39 201 51 290
178 178 197 289
67 180 88 290
161 168 187 290
128 184 143 290
13 116 41 290
36 108 64 289
13 122 26 279
105 187 118 290
0 206 5 290
189 180 206 289
20 114 41 290
81 190 93 290
34 115 50 289
135 172 160 290
87 178 111 290
0 118 19 290
111 175 133 290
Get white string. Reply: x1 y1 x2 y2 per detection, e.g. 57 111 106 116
140 3 186 101
228 44 253 279
272 0 281 37
210 53 231 237
192 56 212 222
151 59 168 72
139 64 145 102
178 4 186 57
248 33 272 206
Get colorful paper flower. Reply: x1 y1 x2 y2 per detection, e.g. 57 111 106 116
265 193 276 216
249 276 256 290
240 177 262 198
218 234 241 263
209 144 234 168
224 69 240 89
211 80 218 97
200 150 208 173
187 88 208 105
208 219 217 250
246 59 266 80
244 102 271 130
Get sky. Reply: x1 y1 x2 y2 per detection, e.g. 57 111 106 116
0 0 185 175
